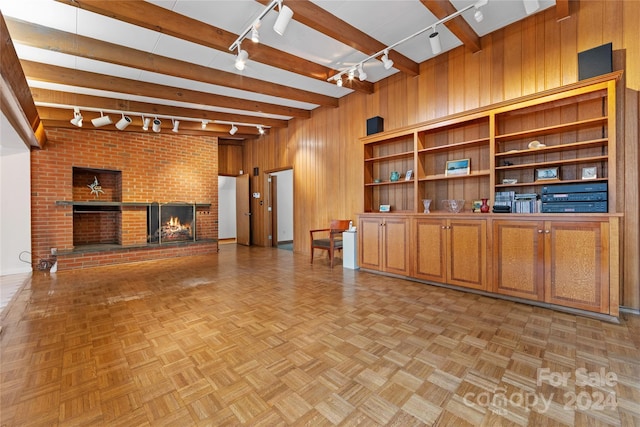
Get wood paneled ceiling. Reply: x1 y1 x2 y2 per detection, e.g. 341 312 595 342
1 0 564 144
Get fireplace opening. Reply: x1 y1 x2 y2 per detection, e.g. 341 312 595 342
148 203 196 244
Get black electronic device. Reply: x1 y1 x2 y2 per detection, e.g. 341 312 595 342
541 182 607 194
578 43 613 81
542 202 608 213
366 116 384 135
541 192 608 202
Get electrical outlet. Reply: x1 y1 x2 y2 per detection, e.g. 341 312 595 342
51 248 57 255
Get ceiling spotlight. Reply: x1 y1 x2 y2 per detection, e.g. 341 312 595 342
336 77 343 87
347 68 355 80
429 28 442 55
142 117 151 131
115 114 132 130
70 107 83 127
229 124 238 135
257 125 265 135
381 50 394 70
201 120 209 130
474 9 483 22
152 118 162 133
523 0 540 15
235 46 248 71
357 63 367 81
172 119 180 133
273 1 294 36
250 23 260 43
91 111 113 128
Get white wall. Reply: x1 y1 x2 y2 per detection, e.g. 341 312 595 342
272 169 293 242
218 176 237 239
1 112 32 275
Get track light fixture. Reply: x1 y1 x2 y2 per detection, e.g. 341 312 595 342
152 118 162 133
172 119 180 133
357 63 367 81
115 114 132 130
142 116 151 131
201 120 209 130
70 107 83 127
257 125 265 135
381 50 394 70
250 22 260 43
91 111 113 128
229 124 238 135
235 45 248 71
327 0 488 85
347 68 355 80
273 0 294 36
229 0 293 70
429 27 442 55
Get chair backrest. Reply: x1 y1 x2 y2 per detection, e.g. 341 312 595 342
330 219 351 232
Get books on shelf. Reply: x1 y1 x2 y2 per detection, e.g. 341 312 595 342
495 191 541 213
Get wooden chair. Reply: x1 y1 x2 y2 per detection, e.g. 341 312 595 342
310 219 351 267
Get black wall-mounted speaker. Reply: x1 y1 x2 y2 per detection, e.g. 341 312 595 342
253 167 259 176
366 116 384 135
578 43 613 81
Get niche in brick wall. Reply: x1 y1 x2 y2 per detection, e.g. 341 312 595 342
72 167 122 247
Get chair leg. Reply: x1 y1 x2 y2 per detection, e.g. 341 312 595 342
329 246 334 268
310 246 314 263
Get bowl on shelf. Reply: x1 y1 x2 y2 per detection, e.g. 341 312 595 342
442 199 465 213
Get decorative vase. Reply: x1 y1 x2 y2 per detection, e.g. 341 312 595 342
480 198 490 213
389 171 400 182
422 199 431 214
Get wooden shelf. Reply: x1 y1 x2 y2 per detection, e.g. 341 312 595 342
496 138 608 158
364 151 414 162
495 117 608 142
418 137 489 154
419 170 490 182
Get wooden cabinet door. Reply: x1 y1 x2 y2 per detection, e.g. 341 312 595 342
414 218 446 282
447 219 487 290
382 217 409 275
545 221 610 313
493 220 545 300
359 217 383 270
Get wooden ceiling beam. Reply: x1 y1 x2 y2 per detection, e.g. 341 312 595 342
555 0 570 21
54 0 373 94
420 0 482 53
257 0 419 77
29 88 289 129
0 13 46 148
20 60 310 119
6 17 338 109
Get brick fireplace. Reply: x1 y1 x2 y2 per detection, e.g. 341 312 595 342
31 128 219 271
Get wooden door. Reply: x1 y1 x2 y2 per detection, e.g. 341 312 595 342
414 217 446 282
359 217 383 270
383 217 409 275
492 219 544 300
545 221 610 313
235 174 251 246
269 174 278 247
447 219 487 290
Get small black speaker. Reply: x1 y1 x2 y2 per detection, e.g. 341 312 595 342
578 43 613 81
366 116 384 135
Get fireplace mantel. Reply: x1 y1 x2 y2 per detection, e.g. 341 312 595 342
56 201 211 207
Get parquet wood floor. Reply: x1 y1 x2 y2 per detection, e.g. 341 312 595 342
1 245 639 426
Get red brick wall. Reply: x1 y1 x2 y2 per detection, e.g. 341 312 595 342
31 128 219 270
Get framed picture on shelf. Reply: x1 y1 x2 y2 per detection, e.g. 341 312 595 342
379 204 391 212
405 170 413 181
445 159 470 176
582 166 598 180
535 167 559 181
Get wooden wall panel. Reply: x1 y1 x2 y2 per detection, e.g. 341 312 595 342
243 1 640 309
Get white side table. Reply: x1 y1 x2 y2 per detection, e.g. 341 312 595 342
342 231 359 269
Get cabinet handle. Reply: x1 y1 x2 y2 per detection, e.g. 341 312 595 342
545 230 551 234
537 229 544 233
